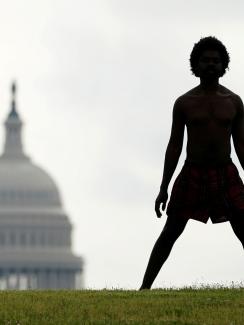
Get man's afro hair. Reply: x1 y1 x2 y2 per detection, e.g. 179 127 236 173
190 36 230 77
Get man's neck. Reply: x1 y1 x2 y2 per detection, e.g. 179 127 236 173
199 78 220 94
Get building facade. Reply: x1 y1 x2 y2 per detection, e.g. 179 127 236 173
0 84 83 289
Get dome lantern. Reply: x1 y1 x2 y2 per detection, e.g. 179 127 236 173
2 82 28 160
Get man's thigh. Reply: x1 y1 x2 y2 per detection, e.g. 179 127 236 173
229 209 244 226
229 210 244 244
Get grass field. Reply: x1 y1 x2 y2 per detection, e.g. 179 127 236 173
0 287 244 324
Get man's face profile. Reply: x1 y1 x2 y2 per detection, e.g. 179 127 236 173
197 50 223 79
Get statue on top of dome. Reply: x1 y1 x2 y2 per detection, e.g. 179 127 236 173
9 81 18 118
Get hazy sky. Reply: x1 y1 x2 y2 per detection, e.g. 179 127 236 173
0 1 244 289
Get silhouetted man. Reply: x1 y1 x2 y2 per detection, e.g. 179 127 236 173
140 36 244 290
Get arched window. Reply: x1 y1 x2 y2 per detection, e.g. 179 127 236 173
10 232 16 246
30 233 35 245
0 233 5 246
40 233 45 246
20 233 26 246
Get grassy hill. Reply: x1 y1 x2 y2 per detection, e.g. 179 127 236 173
0 287 244 324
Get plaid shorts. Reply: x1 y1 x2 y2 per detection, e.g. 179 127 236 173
166 158 244 223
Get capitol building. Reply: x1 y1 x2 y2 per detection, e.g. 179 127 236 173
0 84 83 290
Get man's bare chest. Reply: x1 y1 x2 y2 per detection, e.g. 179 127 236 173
184 97 237 128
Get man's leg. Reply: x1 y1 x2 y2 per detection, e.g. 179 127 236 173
139 214 188 290
229 211 244 249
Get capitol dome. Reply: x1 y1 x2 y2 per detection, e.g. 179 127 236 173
0 83 83 290
0 160 62 209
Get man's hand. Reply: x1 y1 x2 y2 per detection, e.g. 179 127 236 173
155 189 168 218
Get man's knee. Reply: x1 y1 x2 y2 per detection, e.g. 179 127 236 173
159 217 187 244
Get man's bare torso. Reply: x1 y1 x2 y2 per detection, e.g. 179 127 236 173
179 84 239 164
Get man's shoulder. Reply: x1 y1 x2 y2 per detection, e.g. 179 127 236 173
181 87 200 97
218 85 240 98
220 86 244 108
173 88 199 108
175 87 201 102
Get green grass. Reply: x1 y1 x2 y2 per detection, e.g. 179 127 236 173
0 287 244 324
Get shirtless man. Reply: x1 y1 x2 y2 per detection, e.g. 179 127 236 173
140 36 244 290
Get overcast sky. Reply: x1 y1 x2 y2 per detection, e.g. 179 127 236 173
0 0 244 289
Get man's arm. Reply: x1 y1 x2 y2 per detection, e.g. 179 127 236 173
155 98 185 217
232 96 244 170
